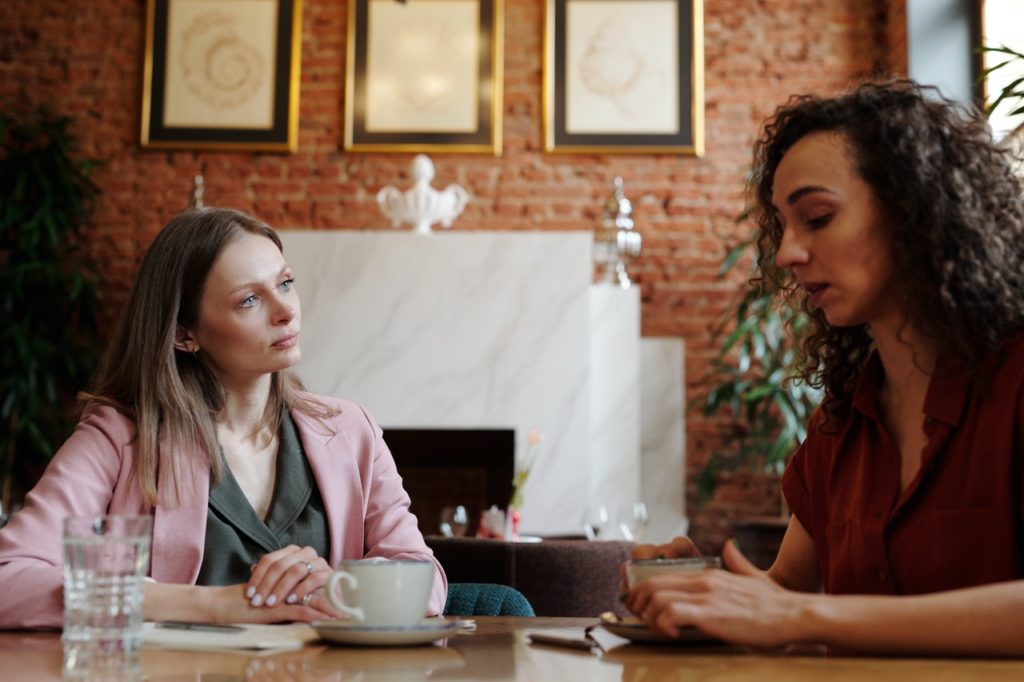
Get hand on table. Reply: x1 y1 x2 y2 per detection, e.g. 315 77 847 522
243 544 340 619
623 539 807 649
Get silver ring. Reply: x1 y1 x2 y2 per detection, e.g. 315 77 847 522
304 561 314 574
302 591 315 606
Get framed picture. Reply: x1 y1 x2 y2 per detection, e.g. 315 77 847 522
344 0 504 154
543 0 704 155
140 0 303 152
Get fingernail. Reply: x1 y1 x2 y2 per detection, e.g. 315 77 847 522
286 593 297 604
251 594 263 607
245 586 255 599
265 595 277 606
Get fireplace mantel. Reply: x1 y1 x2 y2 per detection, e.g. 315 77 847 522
280 230 684 538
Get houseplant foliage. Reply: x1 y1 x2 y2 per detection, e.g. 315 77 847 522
979 45 1024 176
0 105 103 514
694 236 821 503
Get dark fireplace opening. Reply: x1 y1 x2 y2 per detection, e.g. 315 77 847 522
383 428 514 538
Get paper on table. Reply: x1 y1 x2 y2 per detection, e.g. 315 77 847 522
142 622 319 651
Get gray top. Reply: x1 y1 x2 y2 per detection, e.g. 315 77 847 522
196 411 330 586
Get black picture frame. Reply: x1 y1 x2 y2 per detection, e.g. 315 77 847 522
544 0 704 155
344 0 504 154
140 0 302 152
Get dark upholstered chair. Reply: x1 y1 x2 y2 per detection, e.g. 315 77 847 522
443 582 535 616
427 537 634 617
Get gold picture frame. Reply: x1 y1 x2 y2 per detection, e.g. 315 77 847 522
543 0 704 155
344 0 504 154
141 0 302 152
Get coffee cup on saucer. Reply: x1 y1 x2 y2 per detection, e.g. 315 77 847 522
625 556 722 588
325 558 434 627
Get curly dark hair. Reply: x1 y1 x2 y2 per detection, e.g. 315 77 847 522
749 79 1024 423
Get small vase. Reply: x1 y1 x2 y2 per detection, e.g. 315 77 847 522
505 507 520 541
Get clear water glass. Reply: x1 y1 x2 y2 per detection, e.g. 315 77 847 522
62 515 152 676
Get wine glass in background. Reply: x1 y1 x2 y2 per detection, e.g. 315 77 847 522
439 505 469 537
621 501 649 542
583 504 610 540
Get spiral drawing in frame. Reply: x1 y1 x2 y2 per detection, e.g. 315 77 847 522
178 11 266 113
141 0 302 152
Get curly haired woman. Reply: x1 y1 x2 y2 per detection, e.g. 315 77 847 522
626 80 1024 656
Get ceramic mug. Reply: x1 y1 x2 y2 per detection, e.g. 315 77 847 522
325 558 434 627
625 556 722 588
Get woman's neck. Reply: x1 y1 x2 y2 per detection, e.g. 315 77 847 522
216 373 274 440
870 318 937 404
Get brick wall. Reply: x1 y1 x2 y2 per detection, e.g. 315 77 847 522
0 0 898 550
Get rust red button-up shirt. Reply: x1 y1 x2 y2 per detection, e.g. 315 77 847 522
782 338 1024 595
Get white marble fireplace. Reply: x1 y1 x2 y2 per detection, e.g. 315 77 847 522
279 230 685 538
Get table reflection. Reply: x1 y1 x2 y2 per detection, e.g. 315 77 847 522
2 619 1023 682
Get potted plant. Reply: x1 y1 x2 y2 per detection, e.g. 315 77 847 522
692 232 821 566
0 105 103 520
980 44 1024 174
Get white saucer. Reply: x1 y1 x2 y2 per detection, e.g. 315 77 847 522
312 618 462 647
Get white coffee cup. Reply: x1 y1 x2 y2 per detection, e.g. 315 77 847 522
325 558 434 627
625 556 721 588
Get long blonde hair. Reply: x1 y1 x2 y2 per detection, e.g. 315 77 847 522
84 208 336 506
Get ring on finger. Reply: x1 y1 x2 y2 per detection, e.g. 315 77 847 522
302 587 320 607
304 561 314 574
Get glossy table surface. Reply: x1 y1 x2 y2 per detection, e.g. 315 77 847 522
2 616 1023 681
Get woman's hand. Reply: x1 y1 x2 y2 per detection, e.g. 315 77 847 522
144 581 337 624
246 545 336 614
624 539 810 649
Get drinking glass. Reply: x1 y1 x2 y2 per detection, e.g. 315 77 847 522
583 504 610 540
63 515 152 676
619 501 650 542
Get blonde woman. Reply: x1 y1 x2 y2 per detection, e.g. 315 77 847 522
0 208 446 627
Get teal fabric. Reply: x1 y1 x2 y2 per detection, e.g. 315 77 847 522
196 411 330 585
443 583 535 617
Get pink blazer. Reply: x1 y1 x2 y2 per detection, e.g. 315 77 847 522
0 394 446 628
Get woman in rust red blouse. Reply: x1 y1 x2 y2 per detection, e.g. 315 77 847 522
626 80 1024 656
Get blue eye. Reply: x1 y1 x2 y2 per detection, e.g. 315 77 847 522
240 295 257 308
280 277 295 292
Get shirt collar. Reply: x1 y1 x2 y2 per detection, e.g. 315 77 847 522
851 348 971 427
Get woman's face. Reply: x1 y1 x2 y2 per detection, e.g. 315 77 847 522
772 131 900 330
187 232 301 387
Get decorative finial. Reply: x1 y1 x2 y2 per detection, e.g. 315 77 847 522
593 176 642 287
376 155 469 235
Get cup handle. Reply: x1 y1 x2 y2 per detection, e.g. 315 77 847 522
325 570 365 622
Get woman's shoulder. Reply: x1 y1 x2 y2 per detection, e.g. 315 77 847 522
291 391 379 432
77 401 137 441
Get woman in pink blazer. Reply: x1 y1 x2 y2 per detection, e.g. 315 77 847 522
0 208 446 628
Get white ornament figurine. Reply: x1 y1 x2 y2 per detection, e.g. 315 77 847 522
377 154 469 235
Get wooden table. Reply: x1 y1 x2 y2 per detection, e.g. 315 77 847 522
2 617 1022 680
